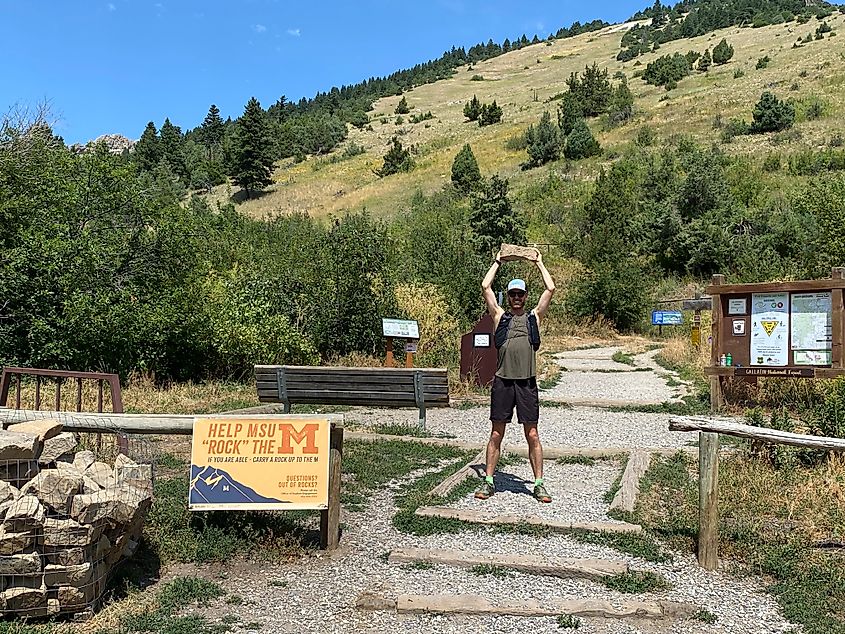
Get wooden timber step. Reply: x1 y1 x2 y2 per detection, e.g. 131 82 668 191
387 547 628 581
357 592 698 620
414 506 642 533
609 449 652 514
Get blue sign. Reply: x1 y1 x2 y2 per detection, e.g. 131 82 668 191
652 310 683 326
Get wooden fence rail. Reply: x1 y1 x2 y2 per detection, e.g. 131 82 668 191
668 415 845 570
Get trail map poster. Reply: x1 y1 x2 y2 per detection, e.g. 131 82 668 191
791 292 832 365
751 293 789 366
189 417 331 511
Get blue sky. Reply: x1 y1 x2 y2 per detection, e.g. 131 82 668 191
1 1 645 144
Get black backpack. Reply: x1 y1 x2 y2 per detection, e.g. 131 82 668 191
494 312 541 351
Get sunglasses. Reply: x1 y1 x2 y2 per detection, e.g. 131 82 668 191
507 290 526 298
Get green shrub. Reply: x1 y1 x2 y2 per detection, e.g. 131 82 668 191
567 260 650 331
756 56 771 69
376 136 413 176
394 96 410 115
524 111 562 168
451 143 483 193
564 120 601 160
751 92 795 133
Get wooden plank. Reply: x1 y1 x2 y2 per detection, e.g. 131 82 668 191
414 506 642 533
258 381 447 394
257 391 448 404
320 424 344 550
383 595 695 619
669 416 845 451
387 547 627 581
429 448 486 497
698 432 719 570
256 365 448 376
704 278 845 295
609 450 651 514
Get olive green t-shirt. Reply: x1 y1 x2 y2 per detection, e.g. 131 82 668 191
496 312 536 380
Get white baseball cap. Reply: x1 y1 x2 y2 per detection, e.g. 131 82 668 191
507 279 526 292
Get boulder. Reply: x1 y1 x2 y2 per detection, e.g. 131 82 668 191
0 527 35 555
81 476 102 494
2 585 47 613
73 451 96 471
57 584 92 607
2 495 45 533
39 432 77 465
7 419 63 442
0 481 19 505
84 462 113 489
0 430 40 461
44 562 92 587
21 470 83 514
42 546 87 567
0 551 41 575
40 518 97 547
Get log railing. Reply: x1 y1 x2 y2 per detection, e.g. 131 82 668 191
668 416 845 570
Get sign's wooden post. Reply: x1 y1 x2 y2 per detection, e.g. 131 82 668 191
832 267 844 370
385 337 395 368
405 347 413 368
698 431 720 570
709 274 725 411
320 422 344 550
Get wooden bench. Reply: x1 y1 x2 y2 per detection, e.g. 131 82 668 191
255 365 450 428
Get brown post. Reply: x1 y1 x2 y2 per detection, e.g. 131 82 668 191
385 337 395 368
35 376 41 410
320 423 344 550
97 380 104 413
55 378 62 411
710 274 725 411
109 377 124 413
832 267 844 369
15 374 21 409
76 378 83 412
698 431 720 570
405 340 413 369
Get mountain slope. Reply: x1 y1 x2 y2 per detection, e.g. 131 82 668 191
205 12 845 219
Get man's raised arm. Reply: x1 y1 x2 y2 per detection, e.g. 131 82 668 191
533 252 556 321
482 251 505 321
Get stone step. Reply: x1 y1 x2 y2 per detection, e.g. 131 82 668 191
357 592 698 620
388 547 628 581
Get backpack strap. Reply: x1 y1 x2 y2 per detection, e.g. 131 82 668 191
494 313 512 349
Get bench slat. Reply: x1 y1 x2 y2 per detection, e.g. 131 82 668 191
256 366 447 377
257 389 449 404
256 374 446 386
256 380 447 394
257 394 451 408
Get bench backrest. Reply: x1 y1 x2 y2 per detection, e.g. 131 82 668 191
255 366 450 408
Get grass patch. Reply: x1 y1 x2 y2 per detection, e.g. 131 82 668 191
693 608 717 624
602 468 624 505
539 399 573 408
611 350 636 366
268 579 288 587
404 561 435 570
606 395 708 415
470 564 513 578
370 423 434 438
245 622 262 630
569 529 671 563
601 571 669 593
636 452 845 634
556 455 596 466
557 614 581 628
224 595 243 605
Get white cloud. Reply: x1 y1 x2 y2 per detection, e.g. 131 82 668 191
253 24 267 33
286 28 301 37
107 3 116 11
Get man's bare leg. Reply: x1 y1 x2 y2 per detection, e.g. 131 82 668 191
524 423 543 479
485 421 507 477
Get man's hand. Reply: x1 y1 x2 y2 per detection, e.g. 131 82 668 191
535 249 543 265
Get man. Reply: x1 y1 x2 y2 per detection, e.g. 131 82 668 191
476 248 555 502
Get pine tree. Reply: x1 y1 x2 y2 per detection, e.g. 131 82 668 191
564 120 601 160
199 104 225 160
479 100 503 126
451 143 482 194
133 122 160 172
463 95 482 121
395 96 410 115
608 80 634 125
712 39 734 65
557 93 583 135
751 92 795 133
376 137 413 177
470 175 525 256
231 97 275 198
524 111 562 168
698 48 712 72
159 118 187 180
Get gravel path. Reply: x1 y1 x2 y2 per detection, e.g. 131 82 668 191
544 347 685 406
166 344 796 633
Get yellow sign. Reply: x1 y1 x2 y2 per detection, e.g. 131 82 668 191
761 320 778 336
691 326 701 348
189 416 331 511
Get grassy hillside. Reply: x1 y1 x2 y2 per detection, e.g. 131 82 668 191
205 13 845 219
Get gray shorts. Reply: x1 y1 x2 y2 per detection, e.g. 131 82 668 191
490 376 539 424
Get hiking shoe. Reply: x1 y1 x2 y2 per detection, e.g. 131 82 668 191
475 480 495 500
533 483 552 503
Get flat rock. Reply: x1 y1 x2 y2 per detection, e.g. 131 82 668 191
0 527 35 555
43 546 87 567
73 450 96 471
0 430 41 461
70 489 120 527
7 419 63 442
0 551 41 575
40 518 96 547
44 562 92 587
0 481 20 505
21 470 83 514
2 585 47 613
84 462 113 489
39 432 77 464
499 243 539 262
2 495 45 533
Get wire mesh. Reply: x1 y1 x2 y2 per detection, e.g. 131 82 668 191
0 420 156 617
